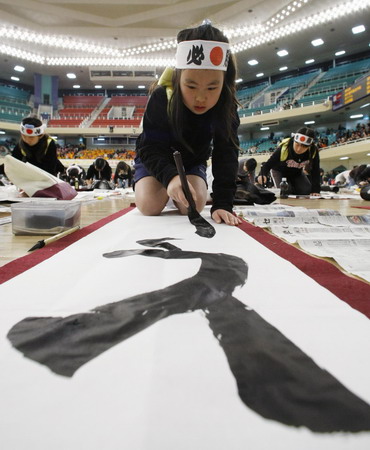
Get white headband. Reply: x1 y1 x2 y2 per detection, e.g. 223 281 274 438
176 40 230 71
293 132 314 146
20 123 46 137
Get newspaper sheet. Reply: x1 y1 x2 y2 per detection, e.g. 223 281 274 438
270 225 370 244
298 239 370 282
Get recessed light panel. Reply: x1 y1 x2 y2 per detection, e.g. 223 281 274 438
352 25 365 34
277 49 288 57
311 38 324 47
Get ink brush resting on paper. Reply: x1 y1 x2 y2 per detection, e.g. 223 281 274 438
173 150 216 238
28 225 80 252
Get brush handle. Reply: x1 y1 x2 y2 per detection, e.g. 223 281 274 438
173 151 197 211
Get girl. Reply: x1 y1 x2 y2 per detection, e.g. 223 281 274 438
12 116 60 176
258 127 321 196
113 160 133 188
134 22 241 226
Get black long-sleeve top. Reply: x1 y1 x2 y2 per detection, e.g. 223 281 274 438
135 86 240 213
11 136 59 176
86 163 112 181
260 138 321 193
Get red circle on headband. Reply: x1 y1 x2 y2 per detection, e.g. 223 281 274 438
299 136 306 142
210 47 223 66
26 129 33 135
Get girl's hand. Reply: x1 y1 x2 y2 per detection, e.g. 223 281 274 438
167 175 197 208
212 209 242 226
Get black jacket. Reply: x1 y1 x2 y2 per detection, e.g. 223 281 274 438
12 136 59 176
260 137 321 193
135 86 240 213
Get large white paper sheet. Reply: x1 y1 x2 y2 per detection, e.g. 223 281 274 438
1 208 370 450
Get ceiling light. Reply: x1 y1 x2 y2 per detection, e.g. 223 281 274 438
14 65 25 72
138 85 145 89
304 121 315 125
10 76 19 81
0 130 5 134
339 156 349 160
279 66 288 71
248 59 258 66
95 85 102 88
277 49 288 57
350 114 363 119
73 85 80 89
67 73 76 79
352 25 365 34
256 72 264 77
116 85 124 88
305 59 315 64
311 38 324 46
260 127 269 130
360 103 370 109
335 50 346 56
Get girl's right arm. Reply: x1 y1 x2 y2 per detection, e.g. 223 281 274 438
136 87 178 189
257 150 280 184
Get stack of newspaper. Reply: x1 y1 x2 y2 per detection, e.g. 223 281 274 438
236 204 370 283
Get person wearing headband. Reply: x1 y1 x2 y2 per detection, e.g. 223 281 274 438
10 116 60 176
257 127 321 196
134 22 241 226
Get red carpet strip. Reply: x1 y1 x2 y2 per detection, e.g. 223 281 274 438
238 220 370 319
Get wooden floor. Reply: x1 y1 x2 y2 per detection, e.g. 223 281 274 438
0 196 132 268
0 195 368 269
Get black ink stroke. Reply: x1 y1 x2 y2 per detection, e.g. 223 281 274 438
7 237 370 432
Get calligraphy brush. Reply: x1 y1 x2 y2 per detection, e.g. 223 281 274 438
173 150 215 238
28 225 80 252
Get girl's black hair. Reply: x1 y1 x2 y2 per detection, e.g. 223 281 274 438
115 160 131 173
21 116 43 128
289 126 317 166
296 126 315 139
349 164 368 183
19 115 49 163
169 23 239 151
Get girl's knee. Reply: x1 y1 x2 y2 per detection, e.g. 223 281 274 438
136 197 166 216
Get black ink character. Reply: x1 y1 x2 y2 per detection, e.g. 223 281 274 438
224 49 231 68
7 238 370 432
187 45 205 66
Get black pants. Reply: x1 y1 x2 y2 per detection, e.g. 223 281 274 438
271 169 311 195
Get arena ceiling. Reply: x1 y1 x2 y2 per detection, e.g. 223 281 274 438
0 0 369 91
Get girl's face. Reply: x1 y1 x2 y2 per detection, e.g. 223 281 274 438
180 69 224 115
293 141 310 154
21 134 43 146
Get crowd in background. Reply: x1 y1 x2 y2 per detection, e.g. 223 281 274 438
56 144 135 160
240 122 370 156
